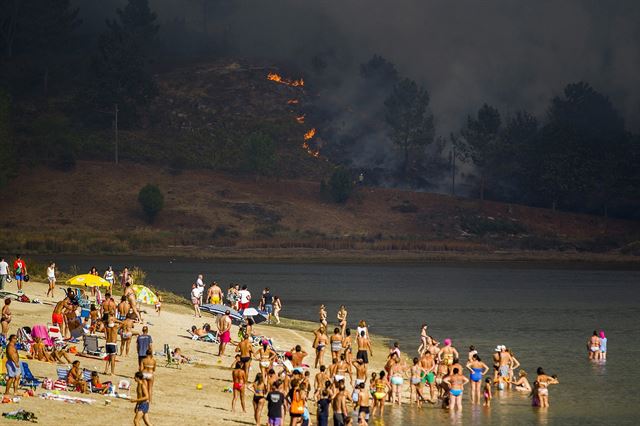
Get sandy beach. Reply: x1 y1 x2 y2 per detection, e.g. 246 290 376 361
1 280 389 425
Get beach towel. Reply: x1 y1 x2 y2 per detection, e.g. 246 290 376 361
31 324 53 347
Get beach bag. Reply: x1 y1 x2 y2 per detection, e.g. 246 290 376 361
52 380 67 390
290 391 305 415
23 275 30 282
18 294 30 303
43 378 53 390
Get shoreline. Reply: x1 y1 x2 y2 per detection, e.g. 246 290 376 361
27 248 640 267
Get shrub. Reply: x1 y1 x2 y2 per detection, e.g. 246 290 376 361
245 132 276 176
138 184 164 223
329 167 353 203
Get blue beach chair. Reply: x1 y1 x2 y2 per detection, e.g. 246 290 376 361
19 362 42 389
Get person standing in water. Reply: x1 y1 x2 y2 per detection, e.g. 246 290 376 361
443 367 469 411
535 367 559 408
466 354 489 404
599 331 607 360
587 331 601 360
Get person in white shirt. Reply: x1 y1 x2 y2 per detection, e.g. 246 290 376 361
0 258 9 291
196 274 205 304
238 285 251 311
191 284 203 317
46 262 56 298
104 266 115 294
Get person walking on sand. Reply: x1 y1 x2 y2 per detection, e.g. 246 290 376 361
131 371 153 426
191 284 202 318
231 362 247 413
0 257 9 291
137 326 153 370
140 349 156 402
237 334 253 376
103 266 115 294
120 266 129 290
443 367 469 411
262 287 274 323
217 310 232 357
1 298 12 338
337 305 348 336
238 285 251 311
13 255 27 293
466 354 490 404
356 330 373 365
250 372 267 426
272 296 282 324
103 314 120 375
330 327 344 361
313 325 329 368
46 262 56 297
4 335 20 395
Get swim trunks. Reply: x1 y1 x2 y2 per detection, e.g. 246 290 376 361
499 365 509 377
52 313 64 325
356 350 369 364
135 401 149 413
450 389 463 397
268 418 282 426
5 360 19 378
220 330 231 343
106 343 117 355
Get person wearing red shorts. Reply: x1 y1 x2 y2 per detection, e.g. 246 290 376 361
238 285 251 311
217 310 232 356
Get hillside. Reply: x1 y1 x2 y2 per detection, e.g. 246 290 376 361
1 161 639 261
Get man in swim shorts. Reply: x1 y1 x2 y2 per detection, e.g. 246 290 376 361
131 371 152 425
103 314 120 375
497 345 512 388
4 335 20 395
237 333 253 376
208 281 223 305
356 330 373 365
217 310 232 356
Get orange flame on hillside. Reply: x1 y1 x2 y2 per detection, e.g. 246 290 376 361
304 128 316 140
287 99 299 105
302 128 320 157
267 73 304 87
296 115 305 124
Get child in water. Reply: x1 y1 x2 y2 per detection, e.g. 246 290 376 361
483 378 492 407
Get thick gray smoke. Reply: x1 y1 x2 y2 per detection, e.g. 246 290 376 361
77 0 640 131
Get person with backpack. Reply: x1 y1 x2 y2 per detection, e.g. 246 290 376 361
13 255 27 293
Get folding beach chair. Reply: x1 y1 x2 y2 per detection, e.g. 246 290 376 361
163 344 181 369
56 367 75 391
47 325 64 346
82 369 94 393
16 327 34 352
82 335 105 357
19 362 42 389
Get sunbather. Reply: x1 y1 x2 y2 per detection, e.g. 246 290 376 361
68 361 89 393
90 371 111 394
172 348 191 364
27 337 53 362
140 349 156 402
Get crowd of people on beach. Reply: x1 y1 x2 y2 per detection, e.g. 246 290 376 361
0 258 610 425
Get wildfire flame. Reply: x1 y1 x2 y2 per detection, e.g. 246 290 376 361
287 99 299 105
296 115 305 124
303 128 316 140
302 128 320 157
267 73 304 87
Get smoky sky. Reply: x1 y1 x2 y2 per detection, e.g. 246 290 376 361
77 0 640 132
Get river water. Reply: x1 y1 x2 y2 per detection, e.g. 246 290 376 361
48 256 640 425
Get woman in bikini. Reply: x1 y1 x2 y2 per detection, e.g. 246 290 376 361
231 362 247 413
388 354 406 405
1 298 12 337
535 367 559 408
372 371 389 417
466 354 490 404
330 327 343 362
272 296 282 324
249 372 267 426
140 349 156 402
256 340 277 378
313 325 329 368
511 369 532 392
418 324 429 355
443 367 469 411
409 357 427 406
337 305 348 336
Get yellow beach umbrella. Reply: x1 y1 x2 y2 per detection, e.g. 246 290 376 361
66 274 111 288
132 284 158 305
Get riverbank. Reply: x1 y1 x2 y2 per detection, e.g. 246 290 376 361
2 280 391 425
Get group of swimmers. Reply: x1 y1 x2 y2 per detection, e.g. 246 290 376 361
225 304 569 426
